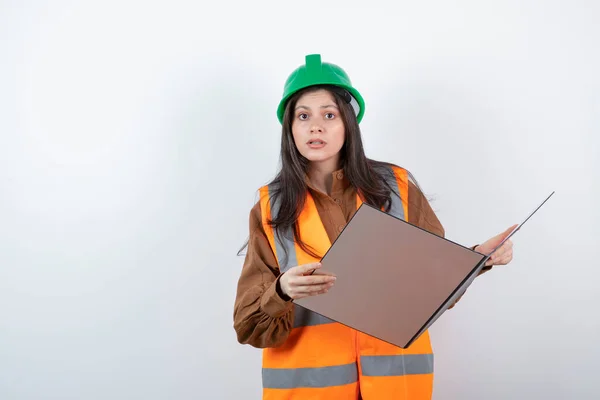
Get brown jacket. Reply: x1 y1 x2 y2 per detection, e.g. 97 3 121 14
233 169 488 349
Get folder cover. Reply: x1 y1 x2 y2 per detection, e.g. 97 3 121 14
295 203 486 348
295 191 553 348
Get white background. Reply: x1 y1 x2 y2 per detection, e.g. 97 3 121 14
1 0 598 399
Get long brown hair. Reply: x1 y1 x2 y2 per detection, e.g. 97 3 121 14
267 85 397 260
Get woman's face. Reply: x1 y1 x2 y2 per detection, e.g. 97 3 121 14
291 89 345 168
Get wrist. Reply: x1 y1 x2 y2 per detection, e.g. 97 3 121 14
260 277 294 318
276 275 292 301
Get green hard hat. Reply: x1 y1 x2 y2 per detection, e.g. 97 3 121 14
277 54 365 124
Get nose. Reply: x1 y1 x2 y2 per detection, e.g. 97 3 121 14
310 124 323 133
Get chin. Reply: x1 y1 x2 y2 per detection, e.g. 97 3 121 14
303 153 334 163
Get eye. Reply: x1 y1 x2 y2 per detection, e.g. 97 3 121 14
325 112 335 119
298 113 308 120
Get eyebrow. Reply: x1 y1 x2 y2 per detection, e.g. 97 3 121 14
295 104 339 111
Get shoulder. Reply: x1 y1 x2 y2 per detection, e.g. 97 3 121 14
383 162 419 187
239 199 262 239
245 184 270 229
371 161 419 194
370 160 411 179
375 161 445 236
249 180 281 225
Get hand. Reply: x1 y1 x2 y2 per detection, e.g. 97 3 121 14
279 262 336 300
475 224 518 267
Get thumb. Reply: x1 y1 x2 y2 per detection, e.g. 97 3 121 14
295 262 322 275
490 224 519 246
502 224 519 239
479 224 519 254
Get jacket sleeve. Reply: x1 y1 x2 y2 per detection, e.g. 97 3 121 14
233 201 294 348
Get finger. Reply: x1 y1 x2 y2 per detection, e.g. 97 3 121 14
498 251 513 265
292 281 334 292
499 239 513 249
486 251 503 266
489 225 519 247
294 287 329 300
291 262 322 276
295 282 335 295
503 224 519 238
489 250 513 266
490 240 513 260
293 275 337 286
490 250 504 263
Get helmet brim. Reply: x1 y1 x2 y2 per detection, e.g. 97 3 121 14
277 83 365 124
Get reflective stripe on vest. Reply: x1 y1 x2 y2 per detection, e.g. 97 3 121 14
259 165 434 399
263 362 359 389
360 354 434 376
262 354 433 389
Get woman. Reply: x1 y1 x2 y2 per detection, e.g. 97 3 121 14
233 54 515 400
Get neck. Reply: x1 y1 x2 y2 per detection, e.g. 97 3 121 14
307 158 340 195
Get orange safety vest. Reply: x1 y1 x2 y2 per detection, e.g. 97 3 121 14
258 165 434 400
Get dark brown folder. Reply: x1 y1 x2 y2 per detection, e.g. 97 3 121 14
294 192 554 349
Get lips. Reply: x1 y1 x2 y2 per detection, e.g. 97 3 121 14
307 139 326 149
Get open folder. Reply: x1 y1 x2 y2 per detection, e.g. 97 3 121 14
294 192 554 349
